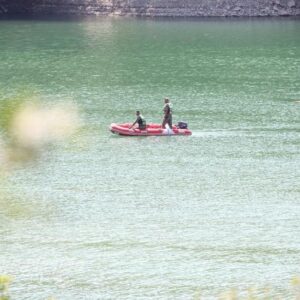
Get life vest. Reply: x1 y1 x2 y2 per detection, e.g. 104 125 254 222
163 103 172 115
138 115 146 128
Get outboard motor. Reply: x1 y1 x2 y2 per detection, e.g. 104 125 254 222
177 121 188 129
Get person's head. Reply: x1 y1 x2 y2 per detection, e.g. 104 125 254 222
136 110 140 116
164 97 169 104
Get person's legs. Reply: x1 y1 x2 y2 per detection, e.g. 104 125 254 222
167 115 172 128
163 115 172 129
162 117 167 129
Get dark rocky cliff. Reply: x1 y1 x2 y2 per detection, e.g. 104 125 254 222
1 0 300 16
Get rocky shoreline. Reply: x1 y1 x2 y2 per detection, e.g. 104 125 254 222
0 0 300 17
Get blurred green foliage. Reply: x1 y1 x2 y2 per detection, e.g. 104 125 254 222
0 91 35 133
0 275 11 300
0 91 79 168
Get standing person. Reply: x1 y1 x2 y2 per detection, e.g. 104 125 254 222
162 97 172 129
129 111 146 130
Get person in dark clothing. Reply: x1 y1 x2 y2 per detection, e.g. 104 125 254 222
130 111 146 130
162 97 172 129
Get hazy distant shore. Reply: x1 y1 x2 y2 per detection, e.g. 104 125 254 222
0 0 300 17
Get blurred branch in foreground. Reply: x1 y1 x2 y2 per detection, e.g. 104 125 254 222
0 93 80 172
0 275 11 300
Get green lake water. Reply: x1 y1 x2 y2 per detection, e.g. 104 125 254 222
0 17 300 299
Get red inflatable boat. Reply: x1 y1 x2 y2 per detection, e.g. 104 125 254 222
110 123 192 136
